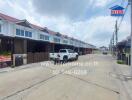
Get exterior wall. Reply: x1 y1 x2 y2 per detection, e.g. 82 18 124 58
0 18 94 50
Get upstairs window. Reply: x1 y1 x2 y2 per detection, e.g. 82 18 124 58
40 34 49 41
70 41 73 45
45 35 49 40
16 29 20 36
16 29 32 37
25 31 28 37
25 31 32 37
0 24 1 32
16 29 25 36
63 40 68 44
28 32 32 37
54 38 60 43
20 30 24 36
40 34 44 39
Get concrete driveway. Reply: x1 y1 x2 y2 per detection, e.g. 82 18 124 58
0 54 120 100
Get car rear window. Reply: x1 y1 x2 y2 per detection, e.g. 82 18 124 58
68 50 74 53
59 50 66 53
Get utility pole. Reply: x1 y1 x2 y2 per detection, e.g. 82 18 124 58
112 33 115 55
115 20 118 57
115 20 118 45
110 38 113 54
128 0 132 76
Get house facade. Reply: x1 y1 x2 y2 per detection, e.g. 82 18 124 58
0 13 95 67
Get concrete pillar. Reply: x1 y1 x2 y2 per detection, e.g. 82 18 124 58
50 43 54 52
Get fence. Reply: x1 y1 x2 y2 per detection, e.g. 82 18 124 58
117 53 131 65
27 52 49 64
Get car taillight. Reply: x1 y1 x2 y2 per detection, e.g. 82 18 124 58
57 54 60 57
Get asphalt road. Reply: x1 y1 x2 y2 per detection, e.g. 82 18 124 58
0 54 120 100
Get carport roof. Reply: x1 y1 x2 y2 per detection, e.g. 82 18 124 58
117 40 131 48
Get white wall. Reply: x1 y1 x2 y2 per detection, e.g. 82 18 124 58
0 18 91 48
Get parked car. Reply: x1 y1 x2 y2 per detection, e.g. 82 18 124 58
49 49 78 63
102 50 108 55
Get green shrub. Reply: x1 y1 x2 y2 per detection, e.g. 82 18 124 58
117 60 124 64
0 51 11 56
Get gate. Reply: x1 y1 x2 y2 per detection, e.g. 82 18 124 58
27 52 49 64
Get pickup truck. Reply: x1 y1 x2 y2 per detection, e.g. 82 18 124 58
49 49 78 62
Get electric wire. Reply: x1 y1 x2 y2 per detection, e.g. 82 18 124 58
117 3 129 30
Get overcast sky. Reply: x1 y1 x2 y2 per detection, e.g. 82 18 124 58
0 0 130 47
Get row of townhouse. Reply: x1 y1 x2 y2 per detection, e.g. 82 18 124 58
0 13 94 48
0 12 96 67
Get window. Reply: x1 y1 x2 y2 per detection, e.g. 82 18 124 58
63 40 68 44
20 30 24 36
45 35 49 40
16 29 25 36
70 41 73 45
16 29 32 37
54 38 60 43
25 31 28 37
0 24 1 32
29 32 32 37
40 34 49 41
16 29 20 36
60 50 66 53
40 34 44 39
25 31 32 37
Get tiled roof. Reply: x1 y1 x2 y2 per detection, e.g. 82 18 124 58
0 13 19 22
0 13 94 47
44 27 56 35
0 12 56 35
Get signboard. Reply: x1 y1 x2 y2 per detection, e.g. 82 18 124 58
110 5 124 16
0 54 11 68
0 55 11 62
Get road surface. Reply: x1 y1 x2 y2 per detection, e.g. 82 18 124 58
0 54 122 100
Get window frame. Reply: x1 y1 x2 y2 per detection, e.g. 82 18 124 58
16 29 21 36
54 38 60 43
0 24 1 33
28 32 32 37
25 31 29 37
40 34 49 41
20 30 24 36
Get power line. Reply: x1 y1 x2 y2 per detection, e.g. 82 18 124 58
118 3 129 30
121 0 124 6
117 0 125 22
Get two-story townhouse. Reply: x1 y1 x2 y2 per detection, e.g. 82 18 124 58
0 13 95 67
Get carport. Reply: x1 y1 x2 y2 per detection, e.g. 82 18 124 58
27 40 50 64
0 36 13 68
53 43 75 52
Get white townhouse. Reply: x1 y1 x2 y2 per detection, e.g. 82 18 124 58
0 13 95 67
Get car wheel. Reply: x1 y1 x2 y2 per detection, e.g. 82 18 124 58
75 55 78 60
63 56 68 63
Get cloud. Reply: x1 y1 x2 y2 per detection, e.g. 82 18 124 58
95 0 111 7
32 0 112 20
51 15 130 47
0 0 130 47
